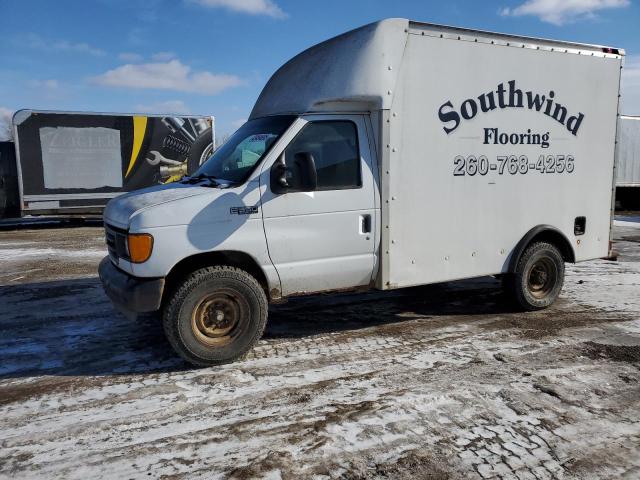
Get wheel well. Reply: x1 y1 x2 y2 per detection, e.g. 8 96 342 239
163 251 270 303
509 226 575 272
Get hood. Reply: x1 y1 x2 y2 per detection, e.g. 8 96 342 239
103 182 212 229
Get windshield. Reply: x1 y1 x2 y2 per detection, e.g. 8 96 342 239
194 115 296 183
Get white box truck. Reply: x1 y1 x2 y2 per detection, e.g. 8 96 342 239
99 19 622 366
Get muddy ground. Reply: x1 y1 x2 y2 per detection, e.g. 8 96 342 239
0 218 639 479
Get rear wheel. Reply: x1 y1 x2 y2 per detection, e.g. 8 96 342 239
504 241 565 311
163 266 268 366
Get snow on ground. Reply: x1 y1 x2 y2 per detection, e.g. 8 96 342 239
614 215 640 228
0 223 639 479
0 247 106 260
564 260 640 314
0 227 106 283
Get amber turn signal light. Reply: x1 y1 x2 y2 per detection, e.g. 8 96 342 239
127 233 154 263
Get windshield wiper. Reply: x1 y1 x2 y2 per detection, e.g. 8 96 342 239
182 173 220 187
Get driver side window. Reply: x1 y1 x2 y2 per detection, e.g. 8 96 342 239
283 121 361 191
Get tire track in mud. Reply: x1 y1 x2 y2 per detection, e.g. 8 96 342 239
2 309 639 479
0 311 510 478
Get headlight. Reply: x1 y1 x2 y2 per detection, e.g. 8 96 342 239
127 233 154 263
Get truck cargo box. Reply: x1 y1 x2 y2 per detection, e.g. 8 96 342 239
252 19 622 289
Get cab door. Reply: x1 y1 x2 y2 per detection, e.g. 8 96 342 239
259 115 377 296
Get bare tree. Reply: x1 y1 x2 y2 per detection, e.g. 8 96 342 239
0 107 14 142
215 133 231 149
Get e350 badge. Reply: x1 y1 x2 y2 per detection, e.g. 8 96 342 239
230 206 259 215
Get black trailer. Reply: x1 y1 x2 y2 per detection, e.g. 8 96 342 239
0 141 20 219
10 110 214 216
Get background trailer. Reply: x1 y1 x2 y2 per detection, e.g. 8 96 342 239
11 110 215 216
0 141 19 218
616 115 640 209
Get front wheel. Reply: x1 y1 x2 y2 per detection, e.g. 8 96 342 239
163 266 268 366
503 242 565 311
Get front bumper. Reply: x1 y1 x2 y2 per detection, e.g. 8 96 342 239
98 257 165 316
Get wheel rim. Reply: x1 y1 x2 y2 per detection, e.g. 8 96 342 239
527 257 557 299
191 288 248 347
199 143 214 166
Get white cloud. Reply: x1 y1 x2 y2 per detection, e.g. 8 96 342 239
621 55 640 115
0 107 14 141
118 52 143 62
134 100 192 115
500 0 629 25
127 27 147 46
22 33 106 56
189 0 287 18
91 59 243 95
151 51 177 62
28 79 59 90
119 52 176 62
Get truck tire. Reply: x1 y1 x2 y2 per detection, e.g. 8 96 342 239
162 266 268 366
504 241 565 311
186 127 214 175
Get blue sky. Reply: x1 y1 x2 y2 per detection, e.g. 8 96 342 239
1 0 639 137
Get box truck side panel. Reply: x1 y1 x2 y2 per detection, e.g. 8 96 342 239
384 29 621 288
616 116 640 187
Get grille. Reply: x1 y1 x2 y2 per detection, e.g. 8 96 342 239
104 223 128 263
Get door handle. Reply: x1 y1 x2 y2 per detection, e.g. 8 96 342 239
360 214 371 234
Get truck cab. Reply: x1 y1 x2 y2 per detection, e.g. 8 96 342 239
100 112 380 365
102 113 379 295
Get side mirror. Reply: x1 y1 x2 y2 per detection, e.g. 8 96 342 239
270 152 317 194
293 152 317 192
271 155 290 194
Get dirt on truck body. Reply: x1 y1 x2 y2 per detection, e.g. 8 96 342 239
1 218 640 479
